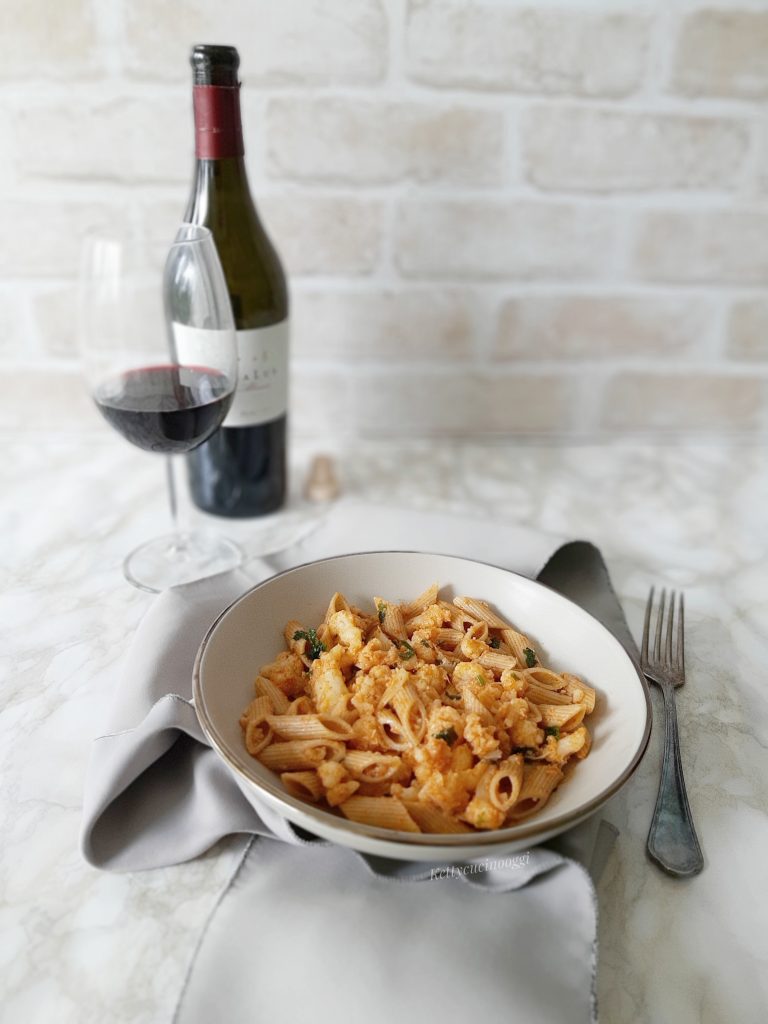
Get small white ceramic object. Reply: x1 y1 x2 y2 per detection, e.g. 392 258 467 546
194 551 651 862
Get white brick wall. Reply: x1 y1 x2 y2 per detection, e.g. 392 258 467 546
1 0 767 439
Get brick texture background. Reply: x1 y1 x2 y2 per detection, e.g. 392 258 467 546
2 0 767 439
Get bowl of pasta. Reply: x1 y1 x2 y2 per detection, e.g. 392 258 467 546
193 551 651 861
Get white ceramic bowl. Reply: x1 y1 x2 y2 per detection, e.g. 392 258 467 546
194 551 651 861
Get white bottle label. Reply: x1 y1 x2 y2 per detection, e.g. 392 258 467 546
172 320 289 428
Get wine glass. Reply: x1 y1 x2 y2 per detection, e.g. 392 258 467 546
80 221 244 592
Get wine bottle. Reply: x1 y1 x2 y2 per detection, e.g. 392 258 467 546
179 44 289 517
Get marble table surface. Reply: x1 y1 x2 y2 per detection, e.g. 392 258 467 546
1 430 766 1024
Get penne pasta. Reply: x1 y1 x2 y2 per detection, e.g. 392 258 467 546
258 739 345 772
501 628 537 667
488 755 524 813
478 650 519 675
453 596 511 630
253 675 290 714
506 764 563 821
400 583 439 619
240 696 273 756
240 584 598 835
537 703 587 733
562 673 597 713
267 713 354 741
339 796 421 833
343 750 403 783
280 770 323 802
374 596 407 642
402 801 473 834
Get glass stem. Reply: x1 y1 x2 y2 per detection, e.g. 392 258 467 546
165 455 187 555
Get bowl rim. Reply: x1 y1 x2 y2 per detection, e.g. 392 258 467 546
193 549 652 848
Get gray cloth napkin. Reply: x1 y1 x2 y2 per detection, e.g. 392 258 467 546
81 505 623 1024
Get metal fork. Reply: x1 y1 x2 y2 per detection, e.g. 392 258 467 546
641 588 704 877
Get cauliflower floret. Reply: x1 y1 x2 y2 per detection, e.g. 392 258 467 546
406 603 446 631
328 610 364 655
415 766 474 815
355 637 397 672
349 713 383 751
412 662 449 701
310 645 351 716
462 796 505 830
460 634 488 660
260 650 307 698
464 712 500 759
500 668 527 697
349 664 392 715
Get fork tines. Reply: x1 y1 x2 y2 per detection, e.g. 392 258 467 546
641 587 685 677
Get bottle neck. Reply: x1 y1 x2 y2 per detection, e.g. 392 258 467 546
193 84 244 159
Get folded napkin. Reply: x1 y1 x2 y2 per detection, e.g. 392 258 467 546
81 503 623 1024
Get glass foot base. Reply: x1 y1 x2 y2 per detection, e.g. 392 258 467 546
123 530 244 593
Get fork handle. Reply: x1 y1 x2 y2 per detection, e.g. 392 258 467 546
647 682 704 877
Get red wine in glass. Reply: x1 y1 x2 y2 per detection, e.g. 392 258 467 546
94 364 233 454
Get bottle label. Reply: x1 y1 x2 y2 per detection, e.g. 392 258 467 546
172 321 289 428
193 85 244 159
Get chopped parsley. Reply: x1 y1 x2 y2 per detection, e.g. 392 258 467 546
444 692 461 701
434 726 458 746
544 726 561 739
489 636 501 650
523 647 537 668
293 628 326 661
476 673 487 687
398 639 416 660
377 601 386 624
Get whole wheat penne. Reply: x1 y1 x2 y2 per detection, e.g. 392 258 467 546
239 695 271 728
286 696 314 716
377 709 410 751
574 725 592 760
258 739 345 772
244 717 273 756
488 755 524 812
391 684 427 745
453 596 511 630
400 583 439 619
524 667 569 688
343 750 403 782
374 597 407 642
524 681 573 706
280 771 323 802
324 591 350 623
479 650 519 675
538 703 587 732
254 675 290 714
562 674 596 713
436 627 465 647
240 696 274 755
449 607 481 631
506 764 563 821
501 628 537 666
458 682 493 723
402 802 473 834
339 796 421 833
267 713 354 741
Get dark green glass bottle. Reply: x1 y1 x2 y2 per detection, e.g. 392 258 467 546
182 44 288 517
